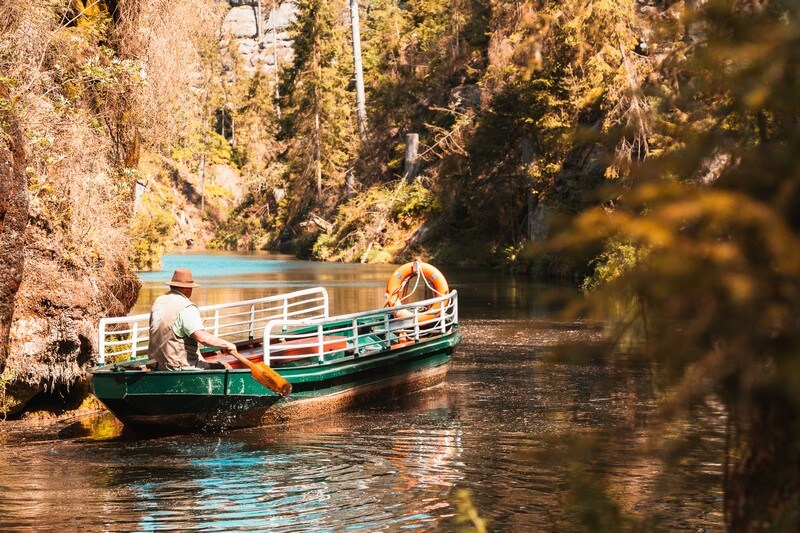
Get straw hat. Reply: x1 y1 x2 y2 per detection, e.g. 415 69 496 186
166 268 199 288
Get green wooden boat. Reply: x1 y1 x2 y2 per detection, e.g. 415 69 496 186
91 274 460 433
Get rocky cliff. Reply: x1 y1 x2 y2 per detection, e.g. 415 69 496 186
222 0 296 74
0 83 29 401
0 1 144 415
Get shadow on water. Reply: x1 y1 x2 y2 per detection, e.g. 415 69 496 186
0 253 726 530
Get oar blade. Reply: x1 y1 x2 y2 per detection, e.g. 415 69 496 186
251 362 292 397
229 349 292 396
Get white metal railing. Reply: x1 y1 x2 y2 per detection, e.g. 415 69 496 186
97 288 329 365
262 291 459 366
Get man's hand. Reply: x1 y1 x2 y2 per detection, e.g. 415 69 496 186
220 340 236 353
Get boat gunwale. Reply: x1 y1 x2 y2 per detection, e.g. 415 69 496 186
90 328 461 379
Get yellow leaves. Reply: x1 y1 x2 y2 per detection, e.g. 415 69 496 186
729 42 786 109
70 0 112 35
651 190 800 273
454 489 487 533
624 217 675 248
605 166 620 179
552 203 671 254
560 179 800 332
721 271 757 304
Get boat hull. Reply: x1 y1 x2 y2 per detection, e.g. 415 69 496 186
91 332 460 433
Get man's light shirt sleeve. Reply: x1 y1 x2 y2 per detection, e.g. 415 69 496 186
173 305 205 338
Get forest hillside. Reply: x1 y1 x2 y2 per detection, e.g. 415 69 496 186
170 0 655 272
124 0 657 271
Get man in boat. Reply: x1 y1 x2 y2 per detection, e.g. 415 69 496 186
149 268 236 370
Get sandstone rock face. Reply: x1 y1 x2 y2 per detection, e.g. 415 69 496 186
226 5 257 38
0 5 143 414
0 91 137 416
450 84 483 112
211 164 244 203
0 85 28 376
3 213 140 414
222 1 297 74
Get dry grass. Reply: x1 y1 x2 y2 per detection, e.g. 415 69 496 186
130 0 227 150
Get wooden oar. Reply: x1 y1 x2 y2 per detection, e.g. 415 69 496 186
230 349 292 397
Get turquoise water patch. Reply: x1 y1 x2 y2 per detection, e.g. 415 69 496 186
137 252 303 282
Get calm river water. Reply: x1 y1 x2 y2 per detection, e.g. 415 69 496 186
0 252 725 530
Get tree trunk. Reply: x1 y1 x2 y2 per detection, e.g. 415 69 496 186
349 0 367 140
313 45 322 198
271 0 281 119
345 171 355 199
453 1 460 57
256 0 263 46
200 152 206 212
727 394 800 531
403 133 419 183
314 107 322 197
201 90 209 213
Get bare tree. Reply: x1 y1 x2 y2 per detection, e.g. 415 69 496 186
271 0 281 119
349 0 367 140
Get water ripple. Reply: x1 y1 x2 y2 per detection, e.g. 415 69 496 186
0 260 727 530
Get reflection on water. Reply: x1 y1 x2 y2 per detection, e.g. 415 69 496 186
0 253 725 530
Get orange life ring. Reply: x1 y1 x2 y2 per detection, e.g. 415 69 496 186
385 261 449 324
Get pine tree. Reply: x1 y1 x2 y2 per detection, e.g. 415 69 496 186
281 0 358 213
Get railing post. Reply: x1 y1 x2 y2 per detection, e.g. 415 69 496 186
131 322 139 360
98 321 106 366
317 324 325 363
414 308 420 341
213 309 220 337
249 304 255 340
323 289 330 318
264 323 272 366
283 299 288 320
384 312 390 349
352 318 359 354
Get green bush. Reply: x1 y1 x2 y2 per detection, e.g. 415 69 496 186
129 201 176 271
581 240 649 292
